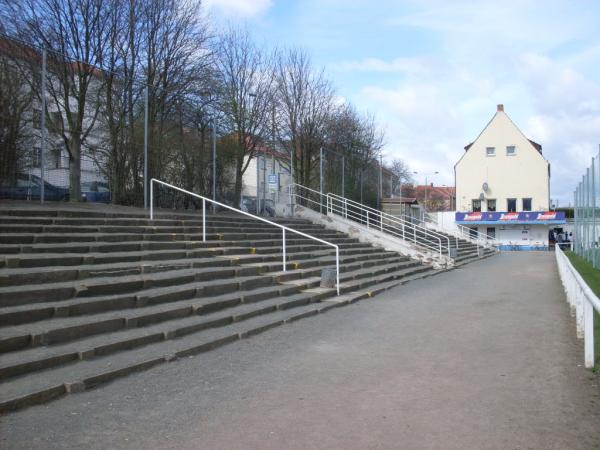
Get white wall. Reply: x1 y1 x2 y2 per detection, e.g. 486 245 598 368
455 109 549 212
242 155 291 203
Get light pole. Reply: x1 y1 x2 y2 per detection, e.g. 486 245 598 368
413 171 439 213
319 147 345 201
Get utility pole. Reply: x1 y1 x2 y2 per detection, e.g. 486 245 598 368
40 48 47 204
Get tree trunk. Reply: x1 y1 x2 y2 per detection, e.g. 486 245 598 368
69 136 82 202
233 160 244 208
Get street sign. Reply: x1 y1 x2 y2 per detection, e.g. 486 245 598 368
268 174 279 190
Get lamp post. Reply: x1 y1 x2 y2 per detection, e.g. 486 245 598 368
413 171 439 213
319 147 345 201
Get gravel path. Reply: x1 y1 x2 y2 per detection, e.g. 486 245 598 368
1 252 599 449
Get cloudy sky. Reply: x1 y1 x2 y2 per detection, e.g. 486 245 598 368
204 0 600 206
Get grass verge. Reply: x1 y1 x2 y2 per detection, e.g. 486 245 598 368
564 251 600 370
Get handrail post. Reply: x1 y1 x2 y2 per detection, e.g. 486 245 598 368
336 246 340 295
367 210 370 228
282 228 286 272
380 212 383 231
202 199 206 242
150 179 154 220
344 199 347 218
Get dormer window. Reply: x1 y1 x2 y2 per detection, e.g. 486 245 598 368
506 145 516 156
486 147 495 157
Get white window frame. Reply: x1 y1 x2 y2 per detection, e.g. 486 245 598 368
486 147 496 157
506 145 517 156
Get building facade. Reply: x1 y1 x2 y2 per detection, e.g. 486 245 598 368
454 104 564 249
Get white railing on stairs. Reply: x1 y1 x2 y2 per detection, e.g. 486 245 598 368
150 179 340 295
421 212 499 250
288 184 451 258
556 244 599 368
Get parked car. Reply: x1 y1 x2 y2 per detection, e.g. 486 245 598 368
81 181 111 202
0 173 69 201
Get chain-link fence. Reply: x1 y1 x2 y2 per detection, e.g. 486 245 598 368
574 149 600 266
0 35 222 207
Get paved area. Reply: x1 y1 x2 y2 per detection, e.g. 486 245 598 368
1 252 599 449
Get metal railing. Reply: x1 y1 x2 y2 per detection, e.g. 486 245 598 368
288 184 451 258
151 179 340 295
422 212 499 249
556 244 599 368
574 149 600 267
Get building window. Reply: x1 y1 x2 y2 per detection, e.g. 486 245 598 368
486 147 495 157
487 199 496 212
486 227 496 239
31 147 41 167
469 227 478 238
522 198 532 211
51 149 62 169
507 198 517 212
506 145 516 156
32 109 41 129
472 199 481 212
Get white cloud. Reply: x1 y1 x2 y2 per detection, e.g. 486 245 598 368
203 0 273 18
328 1 600 205
333 57 434 75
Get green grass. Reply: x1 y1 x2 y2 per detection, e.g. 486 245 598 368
564 251 600 370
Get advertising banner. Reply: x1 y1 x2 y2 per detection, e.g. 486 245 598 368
456 211 566 224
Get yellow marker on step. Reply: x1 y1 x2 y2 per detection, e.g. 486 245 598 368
250 248 256 254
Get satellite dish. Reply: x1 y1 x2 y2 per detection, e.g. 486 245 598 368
479 193 485 201
482 182 489 192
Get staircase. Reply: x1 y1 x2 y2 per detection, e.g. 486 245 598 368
0 206 441 413
414 229 496 265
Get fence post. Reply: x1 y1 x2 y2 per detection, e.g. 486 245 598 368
592 158 597 267
40 48 47 204
367 211 370 229
584 298 595 368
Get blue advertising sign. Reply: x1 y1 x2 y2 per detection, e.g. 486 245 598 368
268 174 279 189
456 211 566 225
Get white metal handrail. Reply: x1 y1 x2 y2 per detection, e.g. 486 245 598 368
422 212 499 249
151 179 340 295
326 192 452 257
287 184 449 257
556 244 599 368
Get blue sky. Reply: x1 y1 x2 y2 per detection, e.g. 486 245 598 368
204 0 600 206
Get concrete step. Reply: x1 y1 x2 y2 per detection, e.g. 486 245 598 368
0 288 325 382
0 266 270 309
0 247 392 287
0 262 441 414
0 252 404 350
0 235 361 255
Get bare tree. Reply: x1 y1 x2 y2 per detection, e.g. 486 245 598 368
215 27 274 206
274 49 334 188
4 0 110 201
0 57 33 183
388 158 413 196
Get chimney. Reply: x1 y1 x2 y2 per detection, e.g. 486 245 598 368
497 104 504 112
